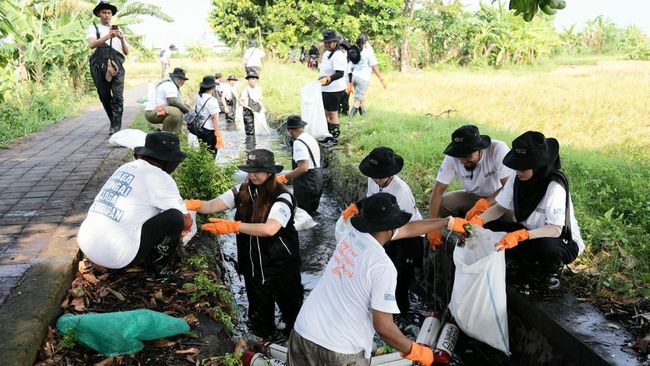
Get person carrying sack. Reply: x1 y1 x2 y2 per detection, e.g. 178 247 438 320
276 115 324 215
239 71 265 136
86 1 129 135
451 131 585 290
144 67 191 134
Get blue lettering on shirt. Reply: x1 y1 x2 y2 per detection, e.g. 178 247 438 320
90 171 135 222
384 294 396 301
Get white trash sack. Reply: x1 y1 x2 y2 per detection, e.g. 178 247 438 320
300 81 331 140
294 208 317 231
108 128 147 150
254 111 272 136
448 225 510 355
181 211 197 245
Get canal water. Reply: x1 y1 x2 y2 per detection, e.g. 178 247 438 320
213 116 495 365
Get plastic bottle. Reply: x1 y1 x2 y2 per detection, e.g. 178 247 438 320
415 313 442 347
433 320 460 365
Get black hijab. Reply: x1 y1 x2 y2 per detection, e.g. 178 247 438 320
513 156 561 223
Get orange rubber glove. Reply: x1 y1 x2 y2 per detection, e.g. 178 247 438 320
341 203 359 220
345 82 353 94
276 174 288 184
469 215 485 227
214 129 224 149
448 216 470 234
201 218 241 235
427 229 443 250
319 76 331 85
465 198 490 220
184 199 203 211
495 229 529 251
402 342 434 366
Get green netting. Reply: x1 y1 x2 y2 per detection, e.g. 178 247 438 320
56 309 190 356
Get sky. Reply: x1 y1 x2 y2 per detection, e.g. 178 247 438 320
130 0 650 49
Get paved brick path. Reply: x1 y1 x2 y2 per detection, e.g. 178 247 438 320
0 85 146 365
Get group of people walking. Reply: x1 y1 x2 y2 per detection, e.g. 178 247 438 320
82 3 584 365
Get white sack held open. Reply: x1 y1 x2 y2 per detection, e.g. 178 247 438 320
300 81 331 140
449 225 511 355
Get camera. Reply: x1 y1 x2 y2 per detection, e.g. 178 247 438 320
111 25 119 30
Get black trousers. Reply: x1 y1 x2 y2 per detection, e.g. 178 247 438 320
384 236 423 314
130 209 184 270
292 169 323 215
90 58 125 132
483 220 579 273
199 127 218 157
244 270 304 338
225 98 236 123
243 108 255 135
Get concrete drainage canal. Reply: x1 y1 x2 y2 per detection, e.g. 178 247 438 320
215 120 501 366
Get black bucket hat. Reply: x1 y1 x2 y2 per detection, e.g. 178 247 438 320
93 1 117 16
322 29 341 43
351 193 412 233
503 131 559 171
359 147 404 179
245 71 259 80
200 75 217 89
443 125 491 158
134 132 187 162
169 67 189 80
347 44 361 64
227 75 238 81
281 115 308 129
238 149 283 174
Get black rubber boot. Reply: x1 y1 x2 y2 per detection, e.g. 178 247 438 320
349 107 358 117
358 107 364 116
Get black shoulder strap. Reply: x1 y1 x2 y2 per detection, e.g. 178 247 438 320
550 171 572 242
327 48 337 60
196 96 214 127
294 138 318 167
93 23 100 39
276 194 297 216
232 186 240 206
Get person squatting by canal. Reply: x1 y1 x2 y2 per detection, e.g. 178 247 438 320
77 132 192 275
193 75 224 157
428 124 513 250
341 147 423 314
239 71 265 136
318 29 348 146
144 67 192 134
185 149 303 338
289 193 465 366
276 115 324 216
87 0 128 135
452 131 584 290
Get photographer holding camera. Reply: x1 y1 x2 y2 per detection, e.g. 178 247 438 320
86 1 129 135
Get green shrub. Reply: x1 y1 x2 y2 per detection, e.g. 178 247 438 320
172 138 237 200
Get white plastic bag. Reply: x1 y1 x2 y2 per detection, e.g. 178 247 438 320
294 208 317 231
254 111 272 136
448 226 510 355
187 132 200 149
300 81 331 140
108 129 147 150
181 211 197 245
334 215 353 242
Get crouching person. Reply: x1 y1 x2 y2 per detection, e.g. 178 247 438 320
77 132 191 274
288 193 457 366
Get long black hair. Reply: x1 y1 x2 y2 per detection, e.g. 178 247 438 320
356 33 369 48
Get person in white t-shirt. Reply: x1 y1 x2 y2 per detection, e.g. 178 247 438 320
318 29 348 146
144 67 191 134
340 147 423 314
223 75 238 124
193 76 223 156
239 71 264 136
185 149 302 339
349 34 387 118
276 115 323 215
454 131 584 290
77 132 191 275
289 193 459 366
242 40 266 74
427 125 512 249
86 1 129 135
160 44 176 78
